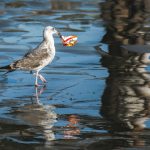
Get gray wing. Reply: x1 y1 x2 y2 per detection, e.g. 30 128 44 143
11 48 49 70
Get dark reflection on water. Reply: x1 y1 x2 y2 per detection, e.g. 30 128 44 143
96 0 150 149
1 0 150 149
100 53 150 148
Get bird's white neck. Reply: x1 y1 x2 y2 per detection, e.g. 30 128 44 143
44 33 55 51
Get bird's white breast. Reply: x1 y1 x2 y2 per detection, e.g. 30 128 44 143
37 50 55 71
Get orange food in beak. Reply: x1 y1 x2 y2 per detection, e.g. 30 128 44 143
61 35 78 47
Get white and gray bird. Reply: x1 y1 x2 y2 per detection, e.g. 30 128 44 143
0 26 59 86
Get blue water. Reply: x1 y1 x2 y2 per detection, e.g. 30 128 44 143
1 0 150 150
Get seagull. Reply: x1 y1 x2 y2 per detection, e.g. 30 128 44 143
0 26 59 86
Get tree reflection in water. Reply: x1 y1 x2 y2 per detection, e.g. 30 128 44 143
51 0 80 10
97 0 150 148
101 52 150 131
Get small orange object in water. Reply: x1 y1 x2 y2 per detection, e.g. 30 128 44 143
61 35 78 47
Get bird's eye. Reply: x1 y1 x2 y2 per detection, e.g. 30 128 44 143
52 27 55 30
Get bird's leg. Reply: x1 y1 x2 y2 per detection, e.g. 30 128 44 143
35 71 39 87
33 72 46 85
38 74 47 83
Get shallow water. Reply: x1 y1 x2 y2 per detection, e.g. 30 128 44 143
1 0 150 150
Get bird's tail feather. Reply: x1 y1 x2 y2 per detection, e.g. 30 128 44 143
0 65 12 70
0 65 15 74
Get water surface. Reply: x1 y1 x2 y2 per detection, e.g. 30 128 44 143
1 0 150 150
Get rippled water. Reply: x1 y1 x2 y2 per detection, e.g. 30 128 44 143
1 0 150 150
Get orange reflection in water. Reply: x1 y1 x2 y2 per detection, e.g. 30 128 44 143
64 115 80 139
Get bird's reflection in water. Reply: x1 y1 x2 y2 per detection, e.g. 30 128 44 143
63 114 80 139
34 86 46 104
11 86 57 145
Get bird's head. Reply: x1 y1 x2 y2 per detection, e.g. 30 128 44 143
44 26 58 35
43 26 59 41
43 26 78 47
